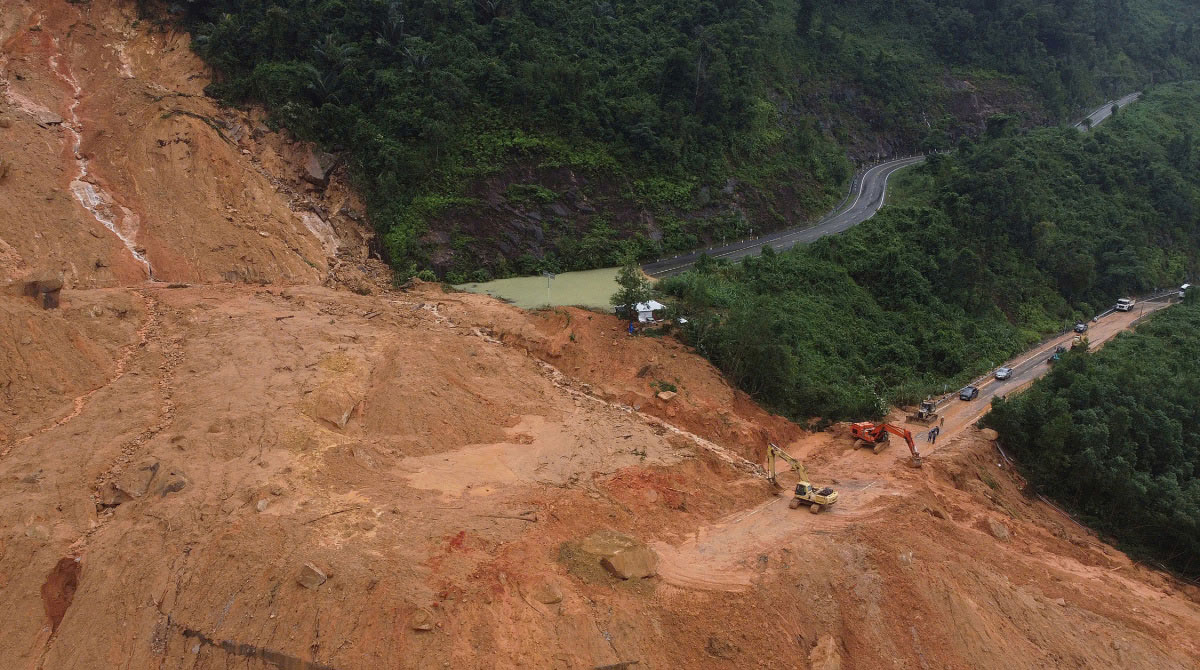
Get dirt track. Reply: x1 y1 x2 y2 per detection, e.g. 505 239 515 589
2 2 1199 668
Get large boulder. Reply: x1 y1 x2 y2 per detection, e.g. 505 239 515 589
601 546 659 580
578 530 659 580
313 386 360 429
302 150 340 188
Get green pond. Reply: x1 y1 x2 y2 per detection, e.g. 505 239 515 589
456 267 622 310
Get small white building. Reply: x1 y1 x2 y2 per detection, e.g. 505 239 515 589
633 300 666 323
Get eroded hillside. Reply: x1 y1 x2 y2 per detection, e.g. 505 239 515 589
0 0 369 286
2 282 1200 669
1 2 1199 669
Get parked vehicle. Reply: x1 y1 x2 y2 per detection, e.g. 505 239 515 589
994 367 1013 380
959 385 979 401
1074 323 1088 333
1116 298 1135 312
1181 284 1191 298
1047 345 1068 364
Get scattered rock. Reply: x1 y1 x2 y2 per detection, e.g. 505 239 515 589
297 563 327 589
705 636 739 658
601 545 659 580
24 525 51 541
99 482 133 508
530 581 563 604
987 519 1010 541
409 609 434 631
313 386 359 429
148 467 188 497
1054 597 1067 607
0 117 11 128
656 391 677 402
19 470 44 484
255 499 269 513
980 428 999 441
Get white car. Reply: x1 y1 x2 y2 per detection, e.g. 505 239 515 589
1115 298 1135 312
994 367 1013 380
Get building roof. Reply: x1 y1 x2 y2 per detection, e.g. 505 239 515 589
635 300 666 312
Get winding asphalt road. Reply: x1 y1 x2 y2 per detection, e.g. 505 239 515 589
642 91 1142 279
642 155 927 278
1074 91 1142 130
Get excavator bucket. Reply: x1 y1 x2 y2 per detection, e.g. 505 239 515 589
908 455 923 468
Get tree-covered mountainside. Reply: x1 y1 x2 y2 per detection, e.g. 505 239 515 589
178 0 1200 279
984 295 1200 578
661 82 1200 420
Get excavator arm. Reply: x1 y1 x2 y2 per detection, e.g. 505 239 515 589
878 424 921 463
766 443 808 487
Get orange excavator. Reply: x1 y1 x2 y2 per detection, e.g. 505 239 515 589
849 422 922 467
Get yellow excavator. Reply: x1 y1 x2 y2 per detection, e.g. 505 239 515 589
765 443 839 514
906 399 939 425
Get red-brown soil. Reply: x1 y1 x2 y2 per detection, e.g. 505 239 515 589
1 2 1198 669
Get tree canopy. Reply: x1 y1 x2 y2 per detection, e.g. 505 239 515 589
177 0 1200 277
985 294 1200 578
662 82 1200 420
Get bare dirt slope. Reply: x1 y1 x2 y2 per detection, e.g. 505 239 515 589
0 0 369 286
1 2 1199 669
1 281 1198 670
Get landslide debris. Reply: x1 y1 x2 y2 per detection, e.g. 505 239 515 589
1 281 1197 670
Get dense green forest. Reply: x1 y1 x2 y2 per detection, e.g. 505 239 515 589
661 82 1200 420
176 0 1200 278
984 295 1200 578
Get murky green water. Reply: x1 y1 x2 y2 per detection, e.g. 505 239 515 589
456 267 622 310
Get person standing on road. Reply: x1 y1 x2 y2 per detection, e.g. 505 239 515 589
939 416 945 428
931 426 940 444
